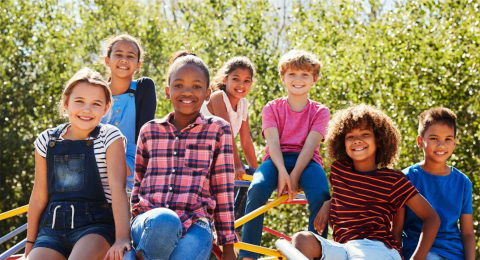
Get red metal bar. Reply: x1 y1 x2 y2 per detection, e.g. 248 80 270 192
262 226 291 241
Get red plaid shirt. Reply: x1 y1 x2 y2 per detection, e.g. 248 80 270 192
131 112 238 245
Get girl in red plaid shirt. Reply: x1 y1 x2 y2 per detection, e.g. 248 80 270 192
129 51 237 260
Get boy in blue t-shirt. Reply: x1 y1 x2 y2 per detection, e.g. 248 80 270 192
392 107 475 260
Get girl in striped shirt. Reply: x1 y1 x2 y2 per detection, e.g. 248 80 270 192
25 68 131 260
291 104 440 260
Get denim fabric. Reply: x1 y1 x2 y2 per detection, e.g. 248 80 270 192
239 153 330 259
32 201 115 259
313 235 402 260
234 163 256 231
131 208 213 260
102 81 137 176
425 252 451 260
31 124 115 258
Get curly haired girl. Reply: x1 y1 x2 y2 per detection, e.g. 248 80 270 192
291 104 440 260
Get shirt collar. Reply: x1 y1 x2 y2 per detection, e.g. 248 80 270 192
159 112 208 128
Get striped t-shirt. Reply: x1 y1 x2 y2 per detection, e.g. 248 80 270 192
34 124 125 203
329 160 418 257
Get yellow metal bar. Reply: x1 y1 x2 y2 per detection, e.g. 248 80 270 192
0 205 29 221
235 195 288 228
234 242 284 258
259 257 280 260
242 174 253 181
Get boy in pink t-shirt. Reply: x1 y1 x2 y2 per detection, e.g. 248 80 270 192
239 50 330 260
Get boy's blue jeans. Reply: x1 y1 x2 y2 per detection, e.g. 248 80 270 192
239 153 330 259
131 208 213 260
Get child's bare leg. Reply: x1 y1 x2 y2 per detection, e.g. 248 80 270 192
292 231 322 260
69 234 110 260
27 247 66 260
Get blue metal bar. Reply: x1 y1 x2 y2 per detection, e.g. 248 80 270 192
234 181 251 187
0 224 27 246
275 238 308 260
0 239 26 260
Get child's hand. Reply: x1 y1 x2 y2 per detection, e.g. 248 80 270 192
277 170 292 199
103 237 131 260
234 165 246 181
314 200 331 234
221 244 237 260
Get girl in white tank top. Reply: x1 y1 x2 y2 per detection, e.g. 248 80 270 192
200 57 258 224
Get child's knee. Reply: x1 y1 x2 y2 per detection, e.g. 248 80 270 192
144 208 181 229
247 181 271 201
292 231 313 248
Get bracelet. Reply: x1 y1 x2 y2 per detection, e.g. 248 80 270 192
26 240 35 244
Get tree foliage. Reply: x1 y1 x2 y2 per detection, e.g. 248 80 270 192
1 0 478 257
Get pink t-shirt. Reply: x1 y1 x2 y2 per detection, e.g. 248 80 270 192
262 97 330 166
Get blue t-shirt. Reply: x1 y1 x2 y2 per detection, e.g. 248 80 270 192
402 164 472 260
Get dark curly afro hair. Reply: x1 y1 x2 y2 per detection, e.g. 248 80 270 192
326 104 401 168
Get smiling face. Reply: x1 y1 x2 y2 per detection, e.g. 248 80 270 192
224 68 253 101
166 64 211 119
417 122 457 165
281 68 317 97
105 40 141 79
64 82 109 138
345 126 377 171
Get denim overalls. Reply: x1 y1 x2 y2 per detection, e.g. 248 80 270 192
32 124 116 258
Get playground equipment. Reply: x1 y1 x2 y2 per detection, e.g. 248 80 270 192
0 175 309 260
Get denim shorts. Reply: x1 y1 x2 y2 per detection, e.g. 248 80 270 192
312 232 402 260
32 201 116 258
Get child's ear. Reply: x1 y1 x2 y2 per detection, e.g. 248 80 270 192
103 103 111 115
280 74 285 84
104 56 110 66
222 77 227 85
416 135 423 148
136 61 142 71
205 88 211 101
313 75 319 83
165 86 171 99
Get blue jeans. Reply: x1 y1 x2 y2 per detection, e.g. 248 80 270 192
234 164 256 231
131 208 213 260
239 153 330 259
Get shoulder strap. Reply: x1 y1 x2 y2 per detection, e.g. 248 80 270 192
51 123 70 138
89 124 103 139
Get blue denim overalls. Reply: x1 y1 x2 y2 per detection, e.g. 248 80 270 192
102 81 136 176
32 124 116 258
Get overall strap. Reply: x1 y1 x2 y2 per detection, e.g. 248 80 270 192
50 123 70 139
88 124 103 139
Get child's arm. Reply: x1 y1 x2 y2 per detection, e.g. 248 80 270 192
459 214 475 260
404 194 440 260
264 127 292 200
135 78 157 143
314 199 331 234
209 93 246 180
210 123 238 249
239 116 258 169
24 151 49 257
105 139 131 259
289 131 324 200
392 207 406 244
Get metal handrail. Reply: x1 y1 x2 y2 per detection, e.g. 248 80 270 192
0 224 27 246
0 239 26 260
0 206 28 222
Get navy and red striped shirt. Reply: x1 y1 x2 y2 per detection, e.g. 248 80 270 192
329 160 418 257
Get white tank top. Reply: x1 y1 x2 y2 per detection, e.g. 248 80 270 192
201 91 249 137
